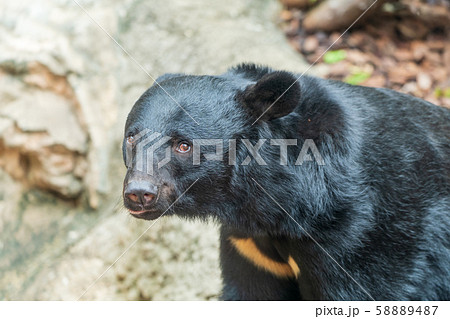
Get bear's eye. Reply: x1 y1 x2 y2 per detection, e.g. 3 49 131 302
126 135 135 145
176 142 191 153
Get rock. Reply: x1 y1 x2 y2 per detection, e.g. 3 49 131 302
328 62 351 77
426 51 443 66
393 48 414 62
388 62 418 84
280 9 294 21
396 19 428 40
329 32 344 47
289 36 302 52
425 96 442 107
362 74 386 88
303 36 319 53
0 0 312 301
284 18 301 36
401 82 420 96
411 41 429 62
375 36 396 56
346 50 369 65
21 215 222 301
366 52 382 67
441 98 450 109
417 72 433 91
347 31 366 48
443 44 450 72
426 39 446 51
0 1 116 205
0 65 87 198
423 62 447 83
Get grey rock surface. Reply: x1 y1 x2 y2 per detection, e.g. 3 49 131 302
0 0 312 300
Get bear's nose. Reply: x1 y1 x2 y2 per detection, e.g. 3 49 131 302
124 181 158 207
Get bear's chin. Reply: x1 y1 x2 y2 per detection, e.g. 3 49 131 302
128 209 168 220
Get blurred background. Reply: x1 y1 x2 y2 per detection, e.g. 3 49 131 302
0 0 448 300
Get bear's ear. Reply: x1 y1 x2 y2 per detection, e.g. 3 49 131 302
239 71 301 122
155 73 184 84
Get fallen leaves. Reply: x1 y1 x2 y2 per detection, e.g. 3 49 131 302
280 0 450 108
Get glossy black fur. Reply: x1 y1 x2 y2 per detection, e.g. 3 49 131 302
123 64 450 300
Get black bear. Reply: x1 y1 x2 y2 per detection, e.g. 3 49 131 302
122 64 450 300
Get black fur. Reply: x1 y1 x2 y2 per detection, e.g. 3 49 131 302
238 71 301 120
123 64 450 300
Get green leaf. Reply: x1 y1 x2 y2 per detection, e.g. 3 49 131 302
323 50 347 64
434 87 449 98
345 70 372 85
444 88 450 98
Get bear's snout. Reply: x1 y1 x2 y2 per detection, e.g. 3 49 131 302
123 176 159 214
124 180 157 207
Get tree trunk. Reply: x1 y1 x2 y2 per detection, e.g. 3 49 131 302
303 0 386 32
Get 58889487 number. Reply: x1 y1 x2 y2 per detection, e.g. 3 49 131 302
376 306 438 316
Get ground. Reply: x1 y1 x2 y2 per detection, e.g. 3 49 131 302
279 0 450 108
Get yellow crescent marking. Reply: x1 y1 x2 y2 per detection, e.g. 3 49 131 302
288 256 300 278
229 236 300 279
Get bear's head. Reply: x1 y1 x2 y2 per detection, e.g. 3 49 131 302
122 65 309 233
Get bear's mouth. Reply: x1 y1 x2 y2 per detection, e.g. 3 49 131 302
128 209 167 220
